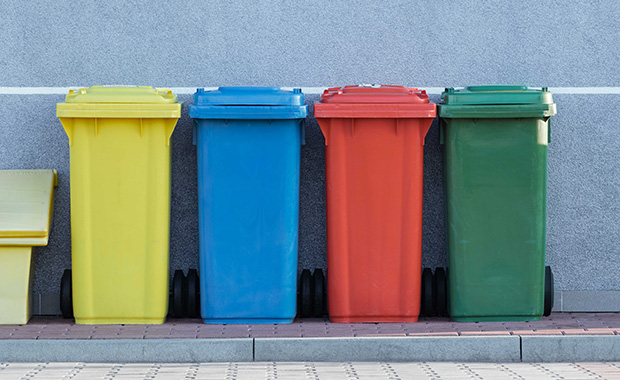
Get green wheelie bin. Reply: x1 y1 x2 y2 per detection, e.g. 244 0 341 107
438 86 557 322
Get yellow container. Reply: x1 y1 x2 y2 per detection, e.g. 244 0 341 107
57 86 181 324
0 170 58 325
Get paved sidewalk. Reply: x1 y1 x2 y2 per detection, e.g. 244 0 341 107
2 362 620 379
1 314 620 363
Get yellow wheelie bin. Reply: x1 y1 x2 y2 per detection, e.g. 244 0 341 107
0 170 57 324
57 86 181 324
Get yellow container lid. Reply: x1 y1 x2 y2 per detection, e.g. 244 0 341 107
57 86 181 118
0 170 58 246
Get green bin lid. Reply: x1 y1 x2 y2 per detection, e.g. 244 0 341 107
439 86 557 118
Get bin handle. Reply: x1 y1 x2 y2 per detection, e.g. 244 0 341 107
164 120 177 146
58 118 73 146
318 120 329 146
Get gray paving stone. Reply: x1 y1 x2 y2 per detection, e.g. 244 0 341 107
522 335 620 362
0 338 253 363
254 336 521 362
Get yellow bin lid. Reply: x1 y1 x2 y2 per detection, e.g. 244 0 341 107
56 86 181 118
0 170 58 246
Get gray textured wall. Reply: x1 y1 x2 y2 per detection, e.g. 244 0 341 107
1 1 619 304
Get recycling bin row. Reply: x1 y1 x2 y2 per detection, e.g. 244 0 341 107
0 85 557 325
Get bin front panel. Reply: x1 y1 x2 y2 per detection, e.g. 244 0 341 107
321 117 430 323
444 117 548 321
196 119 301 323
69 117 173 324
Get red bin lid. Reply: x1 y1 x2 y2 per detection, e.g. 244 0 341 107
320 85 430 104
315 84 436 118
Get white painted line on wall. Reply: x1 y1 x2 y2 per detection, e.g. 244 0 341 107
0 87 619 95
0 87 79 95
549 87 620 94
280 87 329 94
169 87 216 94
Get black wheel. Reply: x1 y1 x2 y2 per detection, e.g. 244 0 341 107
544 266 554 317
312 269 325 317
185 269 199 318
421 268 434 317
434 267 447 317
299 269 312 318
60 269 73 319
172 270 186 318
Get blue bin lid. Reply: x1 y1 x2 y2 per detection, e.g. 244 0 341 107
189 87 307 120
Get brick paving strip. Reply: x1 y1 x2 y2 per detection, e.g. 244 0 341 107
0 313 617 339
1 313 620 363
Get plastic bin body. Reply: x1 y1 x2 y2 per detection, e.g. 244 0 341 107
314 85 436 323
189 87 307 324
439 86 557 322
0 170 57 324
0 247 35 324
57 86 181 324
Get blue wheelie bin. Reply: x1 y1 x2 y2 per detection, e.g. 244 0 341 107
189 87 307 324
